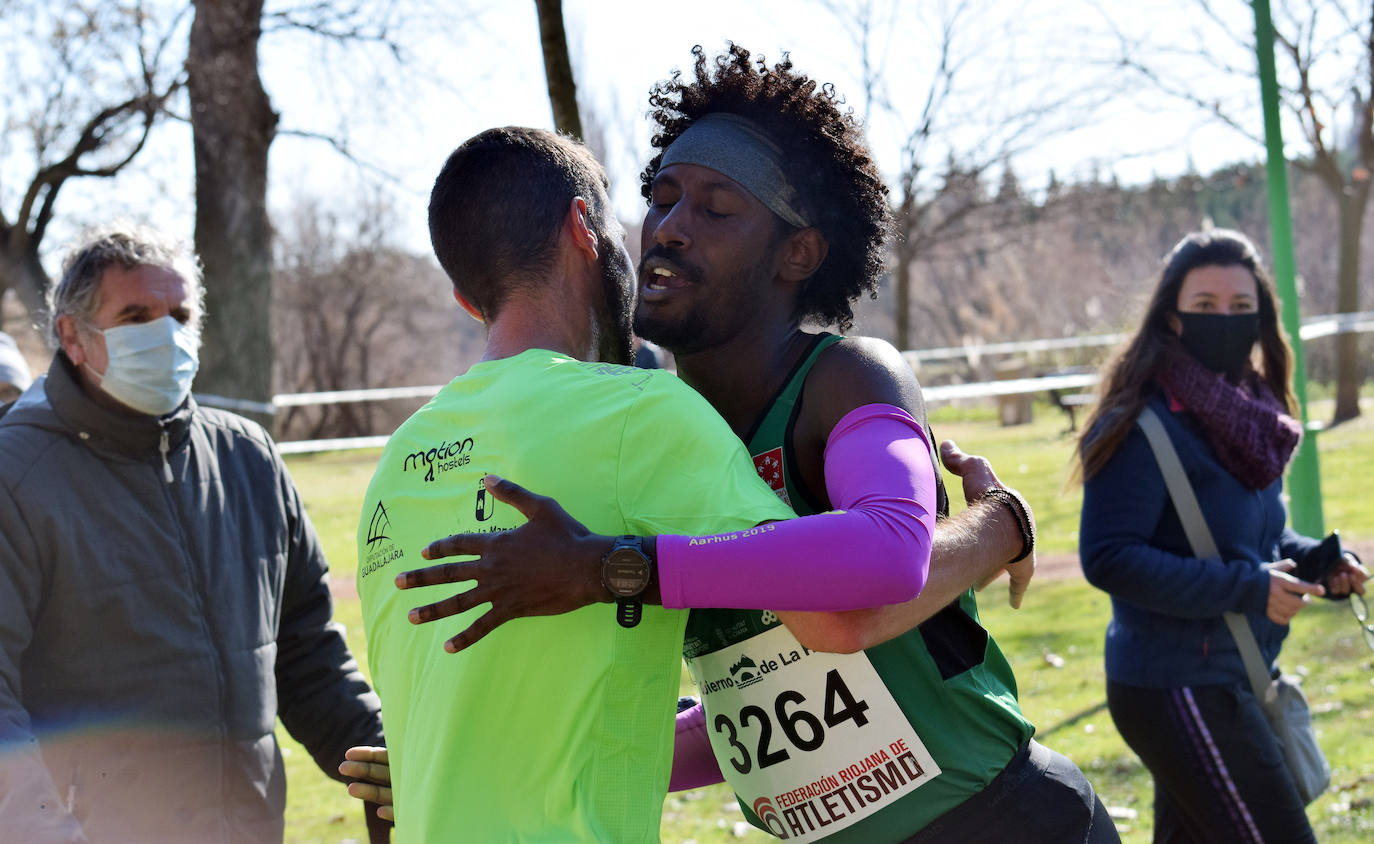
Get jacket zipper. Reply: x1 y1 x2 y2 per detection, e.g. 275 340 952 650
157 449 231 840
159 429 173 483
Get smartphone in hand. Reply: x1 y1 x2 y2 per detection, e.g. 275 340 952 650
1295 532 1343 594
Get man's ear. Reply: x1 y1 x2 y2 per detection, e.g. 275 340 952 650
453 289 485 323
55 314 89 366
777 227 828 283
564 197 600 263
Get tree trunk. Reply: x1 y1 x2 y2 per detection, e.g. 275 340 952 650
1331 180 1368 424
532 0 582 139
892 189 917 351
0 248 51 322
893 238 912 351
187 0 276 426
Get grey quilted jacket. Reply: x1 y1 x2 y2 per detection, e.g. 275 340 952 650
0 356 383 843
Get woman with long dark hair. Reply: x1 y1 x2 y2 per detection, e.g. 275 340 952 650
1076 229 1366 843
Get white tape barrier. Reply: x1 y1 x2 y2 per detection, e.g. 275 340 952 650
277 435 391 455
902 310 1374 366
192 313 1371 454
923 372 1100 403
194 385 444 416
904 333 1123 364
274 385 444 407
265 372 1101 453
1297 310 1374 340
917 311 1374 403
191 393 277 416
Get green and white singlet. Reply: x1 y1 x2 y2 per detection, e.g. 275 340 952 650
683 334 1035 843
357 350 793 843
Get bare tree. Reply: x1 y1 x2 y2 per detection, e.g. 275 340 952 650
273 194 480 439
186 0 445 421
3 0 434 417
1102 0 1369 422
0 1 185 318
186 0 276 414
823 0 1112 351
533 0 582 138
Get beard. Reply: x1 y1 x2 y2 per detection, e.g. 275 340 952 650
595 232 636 366
633 301 706 357
633 244 777 357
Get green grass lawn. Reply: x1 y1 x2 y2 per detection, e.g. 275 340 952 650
278 398 1374 842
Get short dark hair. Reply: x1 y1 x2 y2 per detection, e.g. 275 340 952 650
429 127 612 319
642 44 891 331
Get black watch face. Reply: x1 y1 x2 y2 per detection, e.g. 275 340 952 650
604 550 650 597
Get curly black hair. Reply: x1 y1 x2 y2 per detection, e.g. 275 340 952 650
642 43 891 331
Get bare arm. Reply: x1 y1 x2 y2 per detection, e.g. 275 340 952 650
921 440 1035 609
402 404 935 652
669 703 724 791
401 344 1020 655
776 440 1034 653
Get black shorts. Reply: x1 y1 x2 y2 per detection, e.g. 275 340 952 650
902 740 1120 844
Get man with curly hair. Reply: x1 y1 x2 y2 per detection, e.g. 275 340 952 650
390 45 1117 842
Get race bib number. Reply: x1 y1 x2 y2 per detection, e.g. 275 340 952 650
687 620 939 841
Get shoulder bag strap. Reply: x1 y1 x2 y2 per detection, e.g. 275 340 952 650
1136 405 1276 704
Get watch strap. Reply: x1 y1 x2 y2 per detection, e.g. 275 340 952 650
604 535 651 629
616 599 642 628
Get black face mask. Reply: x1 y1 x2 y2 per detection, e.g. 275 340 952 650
1175 311 1260 375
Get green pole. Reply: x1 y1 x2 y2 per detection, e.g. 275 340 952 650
1252 0 1324 535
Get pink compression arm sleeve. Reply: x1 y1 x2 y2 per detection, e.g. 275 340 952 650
657 403 936 611
669 702 724 791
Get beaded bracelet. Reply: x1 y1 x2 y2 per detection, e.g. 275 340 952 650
979 486 1035 564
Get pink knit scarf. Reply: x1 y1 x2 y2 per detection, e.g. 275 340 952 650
1155 347 1302 490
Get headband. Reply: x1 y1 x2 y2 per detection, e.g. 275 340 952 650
659 112 813 228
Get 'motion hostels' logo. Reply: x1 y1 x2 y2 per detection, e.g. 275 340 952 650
403 437 474 482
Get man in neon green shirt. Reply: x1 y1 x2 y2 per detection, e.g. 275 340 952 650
354 127 794 842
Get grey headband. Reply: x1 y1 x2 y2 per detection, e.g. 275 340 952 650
659 112 813 228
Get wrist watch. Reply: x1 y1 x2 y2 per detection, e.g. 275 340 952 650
601 535 653 628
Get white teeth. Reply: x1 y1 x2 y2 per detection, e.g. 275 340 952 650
653 267 675 277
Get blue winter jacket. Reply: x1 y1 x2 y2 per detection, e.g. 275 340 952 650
1079 391 1319 689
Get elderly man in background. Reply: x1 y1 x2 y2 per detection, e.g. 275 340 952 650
0 331 31 405
0 224 386 843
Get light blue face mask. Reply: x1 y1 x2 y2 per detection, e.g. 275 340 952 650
86 316 201 416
